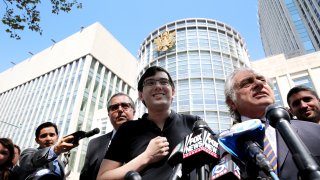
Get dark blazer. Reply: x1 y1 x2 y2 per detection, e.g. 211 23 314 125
277 120 320 180
80 131 113 180
19 147 65 180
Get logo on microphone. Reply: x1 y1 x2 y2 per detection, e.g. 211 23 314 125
183 131 218 158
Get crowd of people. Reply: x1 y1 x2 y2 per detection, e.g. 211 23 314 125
1 66 320 180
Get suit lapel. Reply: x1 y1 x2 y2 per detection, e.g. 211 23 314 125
276 130 288 171
277 125 299 171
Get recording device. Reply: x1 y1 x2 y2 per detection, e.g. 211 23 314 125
124 171 142 180
183 119 220 179
218 120 278 179
211 154 240 180
218 119 264 161
266 104 320 180
168 142 184 180
65 128 100 144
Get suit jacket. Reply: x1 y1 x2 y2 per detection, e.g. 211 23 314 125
80 131 113 180
277 120 320 180
19 147 65 180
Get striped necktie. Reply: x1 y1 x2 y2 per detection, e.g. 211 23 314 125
264 136 278 174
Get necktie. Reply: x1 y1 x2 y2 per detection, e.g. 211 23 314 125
264 136 278 174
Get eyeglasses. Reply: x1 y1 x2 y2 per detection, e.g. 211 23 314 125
108 102 132 112
143 78 170 87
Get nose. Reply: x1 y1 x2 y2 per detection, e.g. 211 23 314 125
253 78 264 90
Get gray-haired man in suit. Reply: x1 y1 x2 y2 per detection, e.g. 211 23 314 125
80 92 135 180
224 67 320 179
20 122 78 180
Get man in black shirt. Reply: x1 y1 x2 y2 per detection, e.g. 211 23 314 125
97 66 200 180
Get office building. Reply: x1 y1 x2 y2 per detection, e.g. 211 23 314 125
258 0 320 58
137 18 250 132
251 51 320 107
0 22 138 178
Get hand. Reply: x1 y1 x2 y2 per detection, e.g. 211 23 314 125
143 136 170 164
53 135 78 154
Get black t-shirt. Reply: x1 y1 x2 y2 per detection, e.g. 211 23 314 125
105 110 200 180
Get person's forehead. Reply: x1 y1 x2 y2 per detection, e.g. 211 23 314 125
292 91 316 99
110 95 130 103
145 71 169 79
234 70 258 81
39 127 56 134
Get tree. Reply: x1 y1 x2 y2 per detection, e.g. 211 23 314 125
1 0 82 39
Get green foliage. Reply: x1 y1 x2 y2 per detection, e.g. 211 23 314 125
1 0 82 39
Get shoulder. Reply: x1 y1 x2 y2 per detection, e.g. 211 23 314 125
174 112 200 123
89 132 112 144
291 120 320 131
170 112 200 129
21 148 37 155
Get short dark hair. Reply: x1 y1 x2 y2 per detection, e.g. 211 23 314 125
287 85 319 105
107 92 136 111
35 122 59 139
137 66 175 92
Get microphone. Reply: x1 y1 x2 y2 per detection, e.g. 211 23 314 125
183 119 220 179
124 171 142 180
218 119 277 179
211 154 240 180
168 142 184 180
266 104 320 180
66 128 100 144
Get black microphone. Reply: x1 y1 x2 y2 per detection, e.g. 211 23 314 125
266 104 320 180
237 137 273 176
183 119 220 179
168 142 184 180
124 171 141 180
66 128 100 144
211 154 241 180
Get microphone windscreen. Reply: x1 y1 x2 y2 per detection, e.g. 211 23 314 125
265 104 291 127
218 119 265 161
85 128 100 137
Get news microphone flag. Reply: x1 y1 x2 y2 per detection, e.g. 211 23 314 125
218 119 265 161
211 154 240 180
182 119 219 173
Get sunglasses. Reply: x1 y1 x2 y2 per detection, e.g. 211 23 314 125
108 102 132 112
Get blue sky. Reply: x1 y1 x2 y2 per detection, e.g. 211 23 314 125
0 0 264 73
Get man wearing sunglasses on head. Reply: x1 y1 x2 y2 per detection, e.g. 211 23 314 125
80 92 135 180
97 66 201 180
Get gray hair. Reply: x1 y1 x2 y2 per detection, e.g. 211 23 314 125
224 67 273 122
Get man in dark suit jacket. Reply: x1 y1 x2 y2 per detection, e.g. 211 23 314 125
224 67 320 180
80 92 135 180
19 122 78 180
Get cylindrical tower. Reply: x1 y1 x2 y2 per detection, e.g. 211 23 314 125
137 18 250 132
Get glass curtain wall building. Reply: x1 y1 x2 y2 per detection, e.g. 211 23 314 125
137 18 250 132
0 23 137 178
258 0 320 58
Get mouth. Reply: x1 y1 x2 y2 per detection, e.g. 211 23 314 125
152 93 165 97
253 91 269 98
302 110 313 116
44 142 53 147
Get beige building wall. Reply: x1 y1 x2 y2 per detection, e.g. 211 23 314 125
0 22 137 93
251 51 320 107
0 22 138 179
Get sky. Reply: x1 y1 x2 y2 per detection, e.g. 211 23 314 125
0 0 264 73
